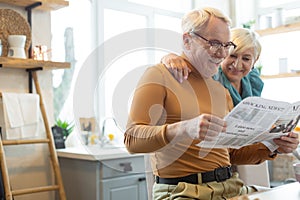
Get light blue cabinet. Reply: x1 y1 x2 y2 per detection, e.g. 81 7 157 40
101 174 147 200
58 151 147 200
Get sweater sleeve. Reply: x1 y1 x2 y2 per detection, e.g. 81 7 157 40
124 66 170 153
229 142 276 165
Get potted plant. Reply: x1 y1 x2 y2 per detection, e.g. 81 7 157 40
242 20 256 29
55 119 74 139
51 119 74 149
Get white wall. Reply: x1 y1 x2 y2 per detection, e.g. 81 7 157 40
194 0 230 13
193 0 242 27
234 0 256 28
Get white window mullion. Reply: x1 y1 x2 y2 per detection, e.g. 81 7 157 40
97 0 191 127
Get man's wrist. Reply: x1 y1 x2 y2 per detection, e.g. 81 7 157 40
274 149 281 154
269 149 281 158
261 140 279 152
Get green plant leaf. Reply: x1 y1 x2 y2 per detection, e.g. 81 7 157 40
55 119 74 137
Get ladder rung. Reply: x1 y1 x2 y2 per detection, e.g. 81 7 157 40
0 71 66 199
2 139 50 145
12 185 59 196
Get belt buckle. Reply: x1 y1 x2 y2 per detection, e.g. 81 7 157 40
214 166 231 182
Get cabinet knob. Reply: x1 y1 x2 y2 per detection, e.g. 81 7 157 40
119 162 132 172
138 177 146 182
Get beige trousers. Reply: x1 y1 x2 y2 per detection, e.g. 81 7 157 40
153 172 256 200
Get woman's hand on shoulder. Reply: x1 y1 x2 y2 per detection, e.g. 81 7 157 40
161 53 191 83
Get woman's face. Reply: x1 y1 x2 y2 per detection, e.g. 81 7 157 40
221 47 256 83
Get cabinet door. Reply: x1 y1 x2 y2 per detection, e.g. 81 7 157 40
101 174 147 200
59 158 100 200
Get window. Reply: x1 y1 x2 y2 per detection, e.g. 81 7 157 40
51 0 93 122
129 0 192 12
93 0 192 138
51 0 193 142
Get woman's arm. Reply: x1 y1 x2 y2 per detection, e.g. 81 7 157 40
161 53 191 83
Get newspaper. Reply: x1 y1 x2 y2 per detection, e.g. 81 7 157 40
197 96 300 149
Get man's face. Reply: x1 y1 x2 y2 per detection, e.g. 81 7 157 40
185 17 232 78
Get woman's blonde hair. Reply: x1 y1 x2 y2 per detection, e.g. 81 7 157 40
230 28 262 60
181 7 232 34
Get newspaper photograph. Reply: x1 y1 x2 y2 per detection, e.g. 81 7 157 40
198 96 300 149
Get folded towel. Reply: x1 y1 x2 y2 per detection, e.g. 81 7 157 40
3 93 23 128
1 93 40 139
19 93 39 125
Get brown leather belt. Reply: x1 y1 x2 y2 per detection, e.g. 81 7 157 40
155 166 232 185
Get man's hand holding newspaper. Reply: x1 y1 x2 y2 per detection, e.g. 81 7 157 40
197 97 300 149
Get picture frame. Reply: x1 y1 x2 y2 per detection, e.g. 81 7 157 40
79 117 96 133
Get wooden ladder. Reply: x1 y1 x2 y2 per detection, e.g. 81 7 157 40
0 71 66 200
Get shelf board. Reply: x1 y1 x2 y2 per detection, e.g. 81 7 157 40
260 72 300 79
256 22 300 36
0 0 69 11
0 57 70 70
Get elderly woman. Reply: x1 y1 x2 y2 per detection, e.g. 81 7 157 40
214 28 263 105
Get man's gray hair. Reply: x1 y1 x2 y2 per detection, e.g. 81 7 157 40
182 7 231 34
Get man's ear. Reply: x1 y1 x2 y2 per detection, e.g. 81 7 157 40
183 33 192 50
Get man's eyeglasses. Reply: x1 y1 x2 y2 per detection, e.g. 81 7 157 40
189 31 236 53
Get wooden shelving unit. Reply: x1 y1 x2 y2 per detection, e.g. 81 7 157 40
0 1 70 199
256 22 300 36
0 0 69 11
261 72 300 79
256 19 300 79
0 57 70 70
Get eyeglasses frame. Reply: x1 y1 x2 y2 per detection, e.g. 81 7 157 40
189 31 237 52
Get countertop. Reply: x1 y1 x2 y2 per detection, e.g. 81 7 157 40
56 144 143 161
230 182 300 200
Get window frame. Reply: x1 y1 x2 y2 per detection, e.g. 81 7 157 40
94 0 193 122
